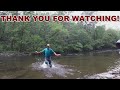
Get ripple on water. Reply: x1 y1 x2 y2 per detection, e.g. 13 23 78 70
31 61 74 78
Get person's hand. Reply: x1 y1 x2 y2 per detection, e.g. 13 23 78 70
35 51 40 55
56 54 61 56
35 51 38 53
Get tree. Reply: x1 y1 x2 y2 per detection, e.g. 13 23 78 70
81 11 97 30
102 29 119 49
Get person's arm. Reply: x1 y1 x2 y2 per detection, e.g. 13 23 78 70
35 49 45 54
51 49 61 56
54 52 61 56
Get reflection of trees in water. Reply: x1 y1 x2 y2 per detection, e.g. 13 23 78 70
0 69 29 79
0 57 30 79
0 60 26 71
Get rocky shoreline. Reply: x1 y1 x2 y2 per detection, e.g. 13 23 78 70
85 65 120 79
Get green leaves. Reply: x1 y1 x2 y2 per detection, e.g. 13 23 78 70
0 11 120 53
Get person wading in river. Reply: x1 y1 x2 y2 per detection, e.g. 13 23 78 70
35 44 61 68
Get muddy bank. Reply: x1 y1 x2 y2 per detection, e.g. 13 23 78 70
65 49 119 56
0 51 31 57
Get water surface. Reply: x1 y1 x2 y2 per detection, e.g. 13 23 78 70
0 50 120 79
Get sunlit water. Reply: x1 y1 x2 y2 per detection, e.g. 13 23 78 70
0 50 120 79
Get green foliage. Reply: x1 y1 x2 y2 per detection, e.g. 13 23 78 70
0 11 120 53
102 29 119 49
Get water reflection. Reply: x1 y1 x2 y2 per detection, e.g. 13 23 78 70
0 50 120 79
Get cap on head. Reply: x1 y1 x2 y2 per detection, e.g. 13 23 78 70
47 44 50 47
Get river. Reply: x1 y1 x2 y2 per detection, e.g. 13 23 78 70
0 50 120 79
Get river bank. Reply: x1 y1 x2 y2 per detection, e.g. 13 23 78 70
0 49 119 57
0 51 30 57
85 64 120 79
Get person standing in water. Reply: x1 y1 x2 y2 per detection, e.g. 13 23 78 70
35 44 61 68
